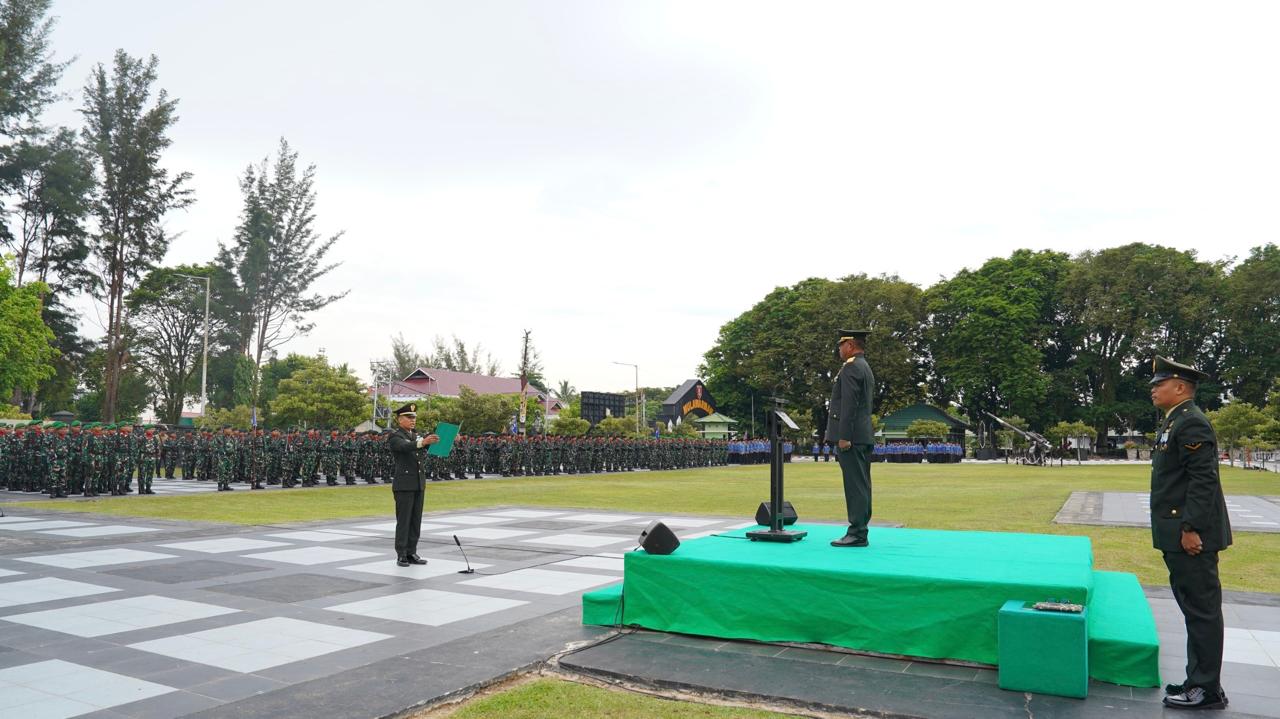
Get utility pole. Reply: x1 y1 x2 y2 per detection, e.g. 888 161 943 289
175 273 211 417
612 361 640 434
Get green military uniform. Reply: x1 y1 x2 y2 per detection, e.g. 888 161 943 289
215 427 236 491
1148 357 1231 708
826 329 876 547
138 428 159 494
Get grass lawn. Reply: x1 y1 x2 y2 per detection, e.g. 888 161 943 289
422 677 798 719
11 461 1280 593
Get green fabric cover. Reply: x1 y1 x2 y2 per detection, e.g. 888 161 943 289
621 524 1095 666
582 582 624 626
998 600 1089 698
1087 570 1161 687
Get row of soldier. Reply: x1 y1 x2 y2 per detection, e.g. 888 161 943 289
0 421 730 498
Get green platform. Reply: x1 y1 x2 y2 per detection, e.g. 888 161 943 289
591 524 1160 688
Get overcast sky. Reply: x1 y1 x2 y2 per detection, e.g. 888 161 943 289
43 1 1280 392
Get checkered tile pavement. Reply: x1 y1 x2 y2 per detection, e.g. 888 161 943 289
0 507 749 718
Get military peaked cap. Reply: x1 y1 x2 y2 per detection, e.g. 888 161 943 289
394 402 417 417
1150 356 1208 385
837 329 871 345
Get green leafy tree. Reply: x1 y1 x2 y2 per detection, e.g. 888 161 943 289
554 379 577 404
0 0 65 139
81 50 193 422
701 274 926 441
549 416 589 436
594 416 637 437
1060 243 1226 440
0 258 55 399
905 419 950 440
269 359 366 430
1208 402 1270 466
194 404 253 431
257 353 321 426
924 250 1069 428
425 334 500 375
1222 244 1280 405
386 333 427 379
73 346 150 423
218 138 347 414
207 351 255 410
1045 421 1097 448
125 264 221 424
0 403 30 419
416 395 463 433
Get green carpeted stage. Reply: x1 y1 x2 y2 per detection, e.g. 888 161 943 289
584 523 1159 688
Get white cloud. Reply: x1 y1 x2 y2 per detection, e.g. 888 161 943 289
44 0 1280 392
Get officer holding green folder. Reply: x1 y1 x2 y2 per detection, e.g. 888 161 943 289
388 403 439 567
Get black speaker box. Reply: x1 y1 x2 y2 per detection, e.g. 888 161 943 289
755 500 798 527
639 520 680 555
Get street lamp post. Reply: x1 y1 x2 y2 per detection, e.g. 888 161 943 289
612 361 640 434
176 274 211 417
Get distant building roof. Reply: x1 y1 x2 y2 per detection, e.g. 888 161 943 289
879 403 970 432
693 412 738 425
372 367 546 401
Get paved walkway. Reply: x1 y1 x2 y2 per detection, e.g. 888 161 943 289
0 506 747 719
1055 491 1280 533
2 506 1278 718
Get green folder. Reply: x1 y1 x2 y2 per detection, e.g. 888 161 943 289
427 422 461 457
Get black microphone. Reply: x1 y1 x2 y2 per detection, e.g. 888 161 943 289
453 534 475 574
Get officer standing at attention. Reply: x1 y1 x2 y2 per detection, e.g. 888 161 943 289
1149 356 1231 711
826 329 876 548
388 403 439 567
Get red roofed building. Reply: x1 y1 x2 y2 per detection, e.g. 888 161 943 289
370 368 563 418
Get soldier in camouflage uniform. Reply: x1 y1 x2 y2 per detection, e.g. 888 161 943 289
161 429 177 478
322 429 342 485
214 426 236 491
137 426 159 494
180 430 197 479
45 423 69 498
247 428 265 490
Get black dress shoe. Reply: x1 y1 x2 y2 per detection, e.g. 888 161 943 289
396 555 410 567
407 555 427 565
1163 686 1226 710
831 535 869 548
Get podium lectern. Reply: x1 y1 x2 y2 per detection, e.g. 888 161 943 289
746 400 807 543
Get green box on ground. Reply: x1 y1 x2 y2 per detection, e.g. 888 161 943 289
582 582 624 626
1086 570 1161 687
997 600 1088 699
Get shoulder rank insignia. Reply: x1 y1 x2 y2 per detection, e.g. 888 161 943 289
1183 443 1202 451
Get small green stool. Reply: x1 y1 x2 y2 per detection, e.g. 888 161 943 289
997 599 1088 699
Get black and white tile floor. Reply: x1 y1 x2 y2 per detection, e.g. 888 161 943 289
0 507 744 719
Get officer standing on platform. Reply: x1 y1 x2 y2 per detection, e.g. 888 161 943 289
387 403 438 568
826 329 876 548
1149 356 1232 711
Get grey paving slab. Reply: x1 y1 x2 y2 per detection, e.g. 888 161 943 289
559 632 1275 719
0 505 744 719
101 560 268 585
1056 491 1280 532
202 573 385 603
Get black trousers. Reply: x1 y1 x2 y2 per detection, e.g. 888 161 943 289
393 489 425 557
837 444 872 540
1163 550 1224 692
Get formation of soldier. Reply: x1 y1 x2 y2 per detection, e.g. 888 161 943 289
0 420 729 498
